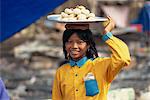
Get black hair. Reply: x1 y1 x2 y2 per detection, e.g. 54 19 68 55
62 29 99 59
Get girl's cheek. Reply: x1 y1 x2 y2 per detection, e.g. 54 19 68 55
65 46 70 53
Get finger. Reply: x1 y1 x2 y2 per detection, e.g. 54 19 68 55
107 16 115 26
106 16 114 25
107 16 111 20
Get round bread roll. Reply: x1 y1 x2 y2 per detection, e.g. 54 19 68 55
73 8 81 15
64 8 73 14
81 9 90 15
69 14 76 17
88 13 95 18
61 12 69 18
77 14 87 20
87 17 95 20
77 5 86 10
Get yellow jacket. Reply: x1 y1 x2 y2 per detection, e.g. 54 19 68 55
52 35 131 100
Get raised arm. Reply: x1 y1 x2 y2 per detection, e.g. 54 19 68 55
102 17 131 83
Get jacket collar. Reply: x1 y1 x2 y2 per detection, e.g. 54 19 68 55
69 56 88 67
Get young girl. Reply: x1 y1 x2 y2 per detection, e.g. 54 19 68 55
52 17 131 100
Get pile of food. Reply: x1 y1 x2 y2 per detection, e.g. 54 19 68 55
60 5 95 21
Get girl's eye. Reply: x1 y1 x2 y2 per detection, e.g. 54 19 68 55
77 40 85 44
66 40 85 45
66 41 73 44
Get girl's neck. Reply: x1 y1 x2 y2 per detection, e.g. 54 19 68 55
71 56 86 61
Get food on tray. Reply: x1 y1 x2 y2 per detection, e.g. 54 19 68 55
60 5 95 21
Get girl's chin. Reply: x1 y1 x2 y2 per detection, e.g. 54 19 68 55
70 55 82 61
71 56 80 59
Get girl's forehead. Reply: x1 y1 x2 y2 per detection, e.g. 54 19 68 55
69 33 81 40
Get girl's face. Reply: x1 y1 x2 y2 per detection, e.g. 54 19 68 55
65 33 89 61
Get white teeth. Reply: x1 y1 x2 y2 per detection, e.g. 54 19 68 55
71 51 78 53
71 51 79 54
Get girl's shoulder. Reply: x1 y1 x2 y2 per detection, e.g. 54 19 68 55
57 61 70 71
59 60 69 67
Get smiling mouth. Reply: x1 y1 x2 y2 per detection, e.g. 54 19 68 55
70 50 80 55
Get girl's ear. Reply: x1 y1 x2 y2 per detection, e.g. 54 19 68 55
87 45 90 53
65 44 67 50
65 47 67 51
87 45 90 49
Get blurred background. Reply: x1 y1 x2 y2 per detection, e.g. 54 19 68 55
0 0 150 100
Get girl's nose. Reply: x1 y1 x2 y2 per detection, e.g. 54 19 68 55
72 42 78 48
